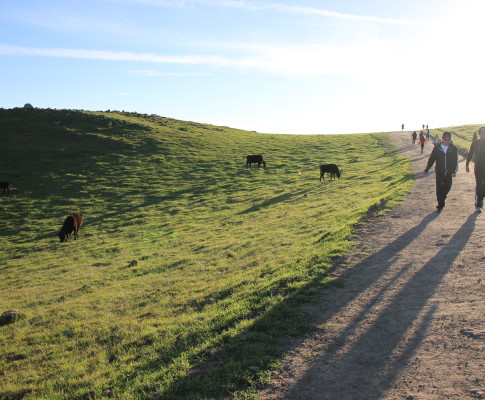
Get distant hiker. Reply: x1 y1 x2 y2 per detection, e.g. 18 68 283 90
433 134 440 146
418 131 426 154
402 123 404 131
426 124 428 130
465 126 485 213
426 129 430 140
412 131 417 144
423 131 458 213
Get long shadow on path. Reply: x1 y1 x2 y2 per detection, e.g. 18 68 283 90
281 213 477 400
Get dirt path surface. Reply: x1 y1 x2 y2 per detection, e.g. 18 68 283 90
258 131 484 400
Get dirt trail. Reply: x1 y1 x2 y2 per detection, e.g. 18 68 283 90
258 131 484 400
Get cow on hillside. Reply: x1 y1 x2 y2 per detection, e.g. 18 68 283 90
0 182 9 194
320 164 341 181
59 212 83 243
246 155 266 168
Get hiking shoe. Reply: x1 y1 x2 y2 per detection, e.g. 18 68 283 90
477 207 482 213
437 207 443 213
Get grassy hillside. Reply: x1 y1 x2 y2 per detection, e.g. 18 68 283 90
0 107 415 400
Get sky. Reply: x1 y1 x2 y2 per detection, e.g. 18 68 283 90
1 0 485 135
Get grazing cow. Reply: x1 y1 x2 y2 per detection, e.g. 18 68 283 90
320 164 341 181
246 155 266 168
0 182 9 194
59 212 83 243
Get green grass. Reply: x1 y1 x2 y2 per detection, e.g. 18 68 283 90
0 107 417 399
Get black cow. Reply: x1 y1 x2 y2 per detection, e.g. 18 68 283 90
0 182 9 194
320 164 341 181
59 212 83 243
246 155 266 168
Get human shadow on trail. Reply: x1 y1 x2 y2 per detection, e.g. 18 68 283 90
394 143 418 154
157 212 441 399
281 212 477 400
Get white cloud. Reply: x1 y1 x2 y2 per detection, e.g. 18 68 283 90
110 0 420 25
0 44 231 65
208 1 421 25
130 69 212 76
0 41 404 80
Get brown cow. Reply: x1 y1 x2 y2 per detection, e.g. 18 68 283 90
246 155 266 168
0 182 9 194
59 212 83 242
320 164 341 181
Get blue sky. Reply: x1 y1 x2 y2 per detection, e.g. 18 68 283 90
1 0 484 134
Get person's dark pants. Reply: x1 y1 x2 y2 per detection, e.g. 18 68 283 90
436 173 453 209
474 168 485 208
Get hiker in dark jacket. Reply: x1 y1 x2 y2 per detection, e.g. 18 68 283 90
412 131 417 144
418 131 426 154
423 131 459 213
465 126 485 213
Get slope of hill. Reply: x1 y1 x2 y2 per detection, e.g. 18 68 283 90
258 130 485 400
0 107 414 399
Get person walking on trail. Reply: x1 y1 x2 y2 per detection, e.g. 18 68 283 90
412 131 417 144
402 123 405 131
465 126 485 213
418 131 426 154
433 134 440 146
423 131 459 213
